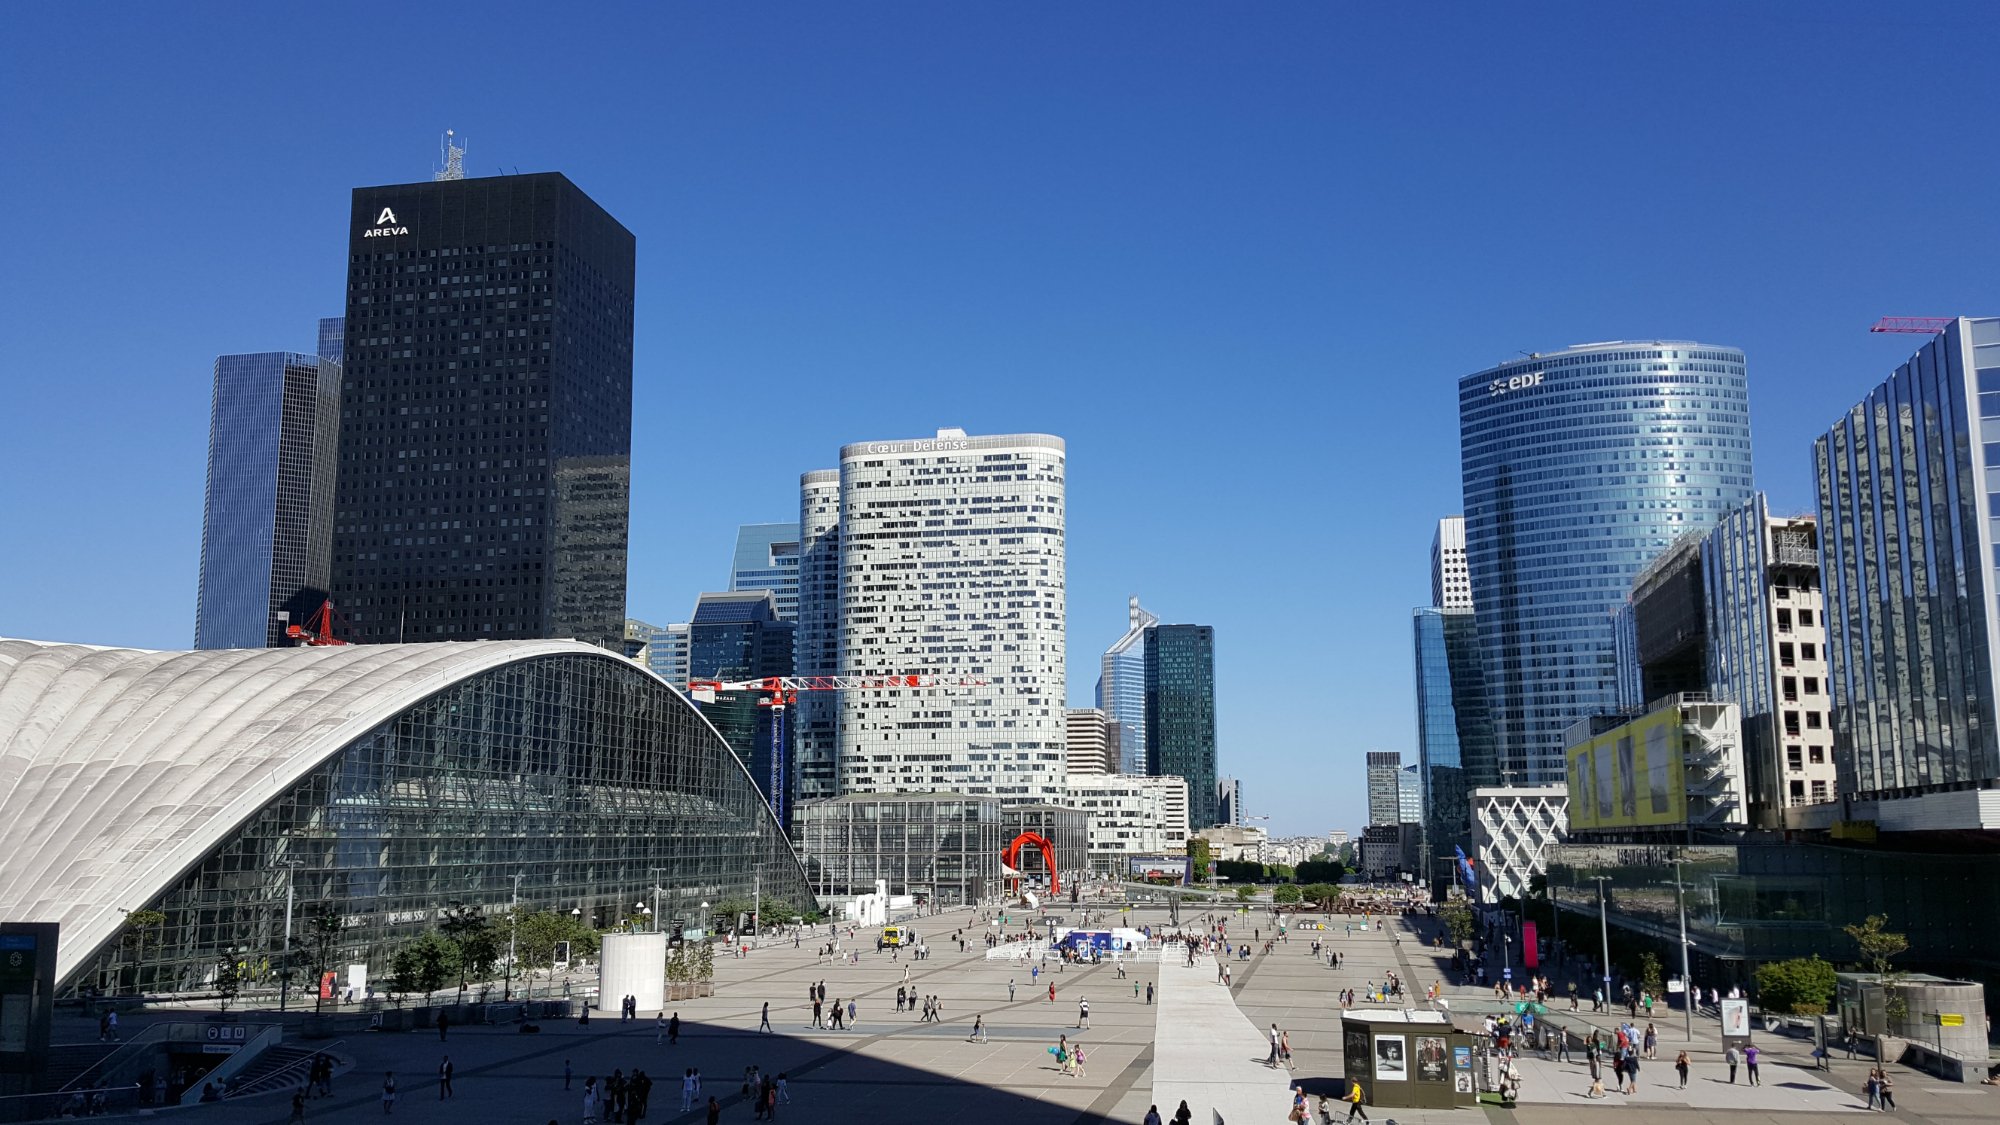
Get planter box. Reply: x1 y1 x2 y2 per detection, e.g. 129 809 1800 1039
665 982 714 1000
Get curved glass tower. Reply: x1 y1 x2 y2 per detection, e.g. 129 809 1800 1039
1459 340 1754 785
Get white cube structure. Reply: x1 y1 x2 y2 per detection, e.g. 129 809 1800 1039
597 932 667 1014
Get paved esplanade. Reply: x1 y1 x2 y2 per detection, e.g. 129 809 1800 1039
60 898 1998 1125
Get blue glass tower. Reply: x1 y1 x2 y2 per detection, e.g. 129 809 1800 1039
1460 340 1754 785
1145 624 1218 827
688 591 796 822
195 347 340 649
1097 597 1158 774
728 522 801 620
1814 317 2000 811
1412 605 1496 885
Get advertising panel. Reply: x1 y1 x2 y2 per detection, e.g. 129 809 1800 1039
1720 997 1752 1046
1564 706 1690 831
1127 855 1191 885
1414 1036 1449 1083
1374 1035 1407 1081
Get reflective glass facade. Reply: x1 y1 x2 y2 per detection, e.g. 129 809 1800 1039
1145 624 1218 827
1412 606 1496 880
332 174 634 649
794 794 1003 906
688 592 796 821
792 472 842 803
1097 597 1158 774
195 351 340 649
727 523 801 621
1460 341 1754 785
1814 318 2000 801
71 651 810 996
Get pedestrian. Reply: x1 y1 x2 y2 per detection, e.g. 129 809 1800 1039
1725 1044 1740 1083
1079 998 1090 1029
680 1071 696 1112
669 1013 680 1045
1280 1029 1293 1070
437 1056 453 1100
1643 1023 1657 1059
759 1002 772 1034
1343 1080 1369 1121
705 1095 720 1125
1267 1024 1282 1067
1674 1050 1690 1088
1623 1052 1640 1095
436 1012 448 1041
775 1073 789 1105
1744 1043 1761 1086
970 1014 986 1043
1009 979 1016 1001
290 1086 307 1124
1877 1068 1894 1110
1146 981 1154 1005
846 998 856 1027
381 1072 397 1116
1863 1069 1881 1110
1144 1106 1163 1125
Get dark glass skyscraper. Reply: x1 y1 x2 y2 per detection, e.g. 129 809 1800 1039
1412 606 1495 885
688 591 796 822
1460 340 1754 785
728 523 801 621
331 174 634 648
195 347 340 649
1145 624 1218 827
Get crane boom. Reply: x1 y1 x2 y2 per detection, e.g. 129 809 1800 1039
1871 316 1956 334
687 674 988 703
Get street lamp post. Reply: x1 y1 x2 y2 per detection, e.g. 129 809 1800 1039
1674 860 1694 1040
1592 875 1614 1010
275 859 302 1012
505 873 523 1002
651 868 667 934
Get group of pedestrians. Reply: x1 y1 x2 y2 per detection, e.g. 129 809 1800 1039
806 980 857 1030
577 1069 653 1125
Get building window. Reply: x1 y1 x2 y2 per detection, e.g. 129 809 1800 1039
1789 780 1806 800
1809 745 1825 764
1811 780 1830 801
1807 712 1823 730
1782 676 1798 702
1799 608 1814 626
1787 747 1804 770
1776 608 1793 633
1801 643 1816 661
1803 677 1819 694
1784 711 1801 736
1779 643 1796 668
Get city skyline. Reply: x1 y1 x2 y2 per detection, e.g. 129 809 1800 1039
4 4 1998 835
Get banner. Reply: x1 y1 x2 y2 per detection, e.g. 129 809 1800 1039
1522 921 1538 969
1719 997 1751 1046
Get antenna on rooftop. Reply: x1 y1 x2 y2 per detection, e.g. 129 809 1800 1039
434 129 466 181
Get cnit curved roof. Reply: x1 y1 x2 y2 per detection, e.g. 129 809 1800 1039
0 637 797 987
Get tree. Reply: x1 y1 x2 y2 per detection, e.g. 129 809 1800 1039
391 931 460 995
120 908 167 992
1272 885 1303 905
1186 838 1212 882
1295 859 1344 885
1844 913 1911 1026
1638 952 1665 999
302 903 342 1012
1442 901 1476 947
213 955 242 1010
1214 860 1263 884
1301 883 1341 910
1234 884 1256 902
1754 955 1839 1015
438 903 497 992
1335 842 1357 868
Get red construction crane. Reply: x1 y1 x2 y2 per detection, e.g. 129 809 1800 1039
684 674 989 826
285 599 348 646
1870 316 1956 334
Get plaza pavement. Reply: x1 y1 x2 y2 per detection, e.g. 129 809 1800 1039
48 896 2000 1125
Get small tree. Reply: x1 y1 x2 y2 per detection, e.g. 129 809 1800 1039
1234 884 1256 902
1638 952 1665 999
1302 883 1341 910
1273 885 1303 905
1442 901 1476 947
1754 955 1839 1015
439 903 497 992
213 955 242 1010
391 931 459 996
1187 838 1212 882
1844 914 1911 1027
1295 859 1345 885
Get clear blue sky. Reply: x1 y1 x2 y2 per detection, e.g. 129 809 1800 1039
2 3 1995 836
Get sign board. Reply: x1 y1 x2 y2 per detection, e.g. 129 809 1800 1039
1936 1013 1965 1027
1667 979 1686 994
1522 922 1538 969
1719 997 1752 1046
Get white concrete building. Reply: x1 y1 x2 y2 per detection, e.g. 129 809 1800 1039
1064 774 1189 872
801 429 1067 804
1065 707 1117 775
1194 823 1269 864
1469 786 1568 903
1432 516 1471 610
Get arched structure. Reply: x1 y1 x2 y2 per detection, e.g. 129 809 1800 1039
1002 831 1059 896
0 637 814 994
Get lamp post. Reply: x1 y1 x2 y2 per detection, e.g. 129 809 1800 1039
505 873 523 1001
699 901 710 940
274 859 302 1011
1674 859 1694 1040
651 868 667 934
1592 875 1614 1010
635 903 652 933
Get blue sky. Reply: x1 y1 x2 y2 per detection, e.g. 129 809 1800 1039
2 3 1995 835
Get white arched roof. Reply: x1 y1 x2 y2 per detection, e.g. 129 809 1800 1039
0 637 722 987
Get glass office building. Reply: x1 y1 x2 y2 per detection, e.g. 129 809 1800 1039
1097 597 1159 774
793 793 1004 907
331 173 635 649
195 350 340 649
687 591 796 822
1814 318 2000 813
728 523 801 621
1147 624 1218 827
1460 341 1754 786
0 638 812 997
1413 606 1497 884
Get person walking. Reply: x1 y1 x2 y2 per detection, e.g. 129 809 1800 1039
1643 1023 1657 1060
438 1056 453 1100
565 1061 573 1092
1267 1024 1283 1067
679 1071 696 1112
1146 981 1154 1005
290 1086 308 1124
704 1096 720 1125
1725 1044 1740 1083
759 1002 772 1034
1342 1081 1369 1121
1863 1069 1881 1111
846 997 857 1028
380 1073 397 1116
1674 1050 1690 1088
1744 1043 1761 1086
1622 1051 1640 1095
970 1014 986 1043
1008 979 1016 1002
1876 1068 1894 1111
1078 998 1090 1029
1280 1029 1293 1070
656 1014 666 1044
436 1012 448 1042
669 1013 681 1045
